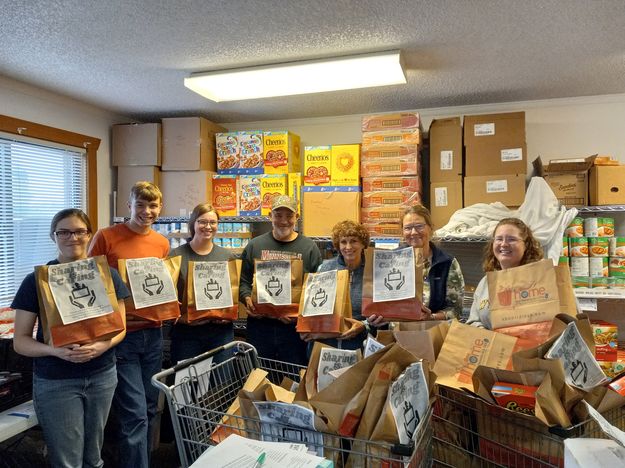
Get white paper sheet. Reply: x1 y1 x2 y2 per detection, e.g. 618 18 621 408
373 247 416 303
389 361 429 445
126 257 177 308
301 270 337 317
316 348 359 392
256 260 292 306
193 261 233 310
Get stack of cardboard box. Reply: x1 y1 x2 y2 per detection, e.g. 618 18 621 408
360 112 422 237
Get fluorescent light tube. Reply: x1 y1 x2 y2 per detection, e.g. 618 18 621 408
184 50 406 102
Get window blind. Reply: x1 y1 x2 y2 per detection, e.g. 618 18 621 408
0 136 86 307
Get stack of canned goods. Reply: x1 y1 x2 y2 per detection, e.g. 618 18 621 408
563 216 625 289
214 222 251 249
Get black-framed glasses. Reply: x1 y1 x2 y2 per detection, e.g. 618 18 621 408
403 223 427 233
196 220 218 228
54 229 90 240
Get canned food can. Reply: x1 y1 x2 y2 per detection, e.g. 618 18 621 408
589 257 609 277
591 277 610 289
584 217 599 237
558 256 569 266
571 276 590 288
609 237 625 257
599 217 615 237
609 257 625 277
570 257 589 276
609 276 625 288
562 237 569 257
589 237 609 257
569 237 589 257
566 217 584 238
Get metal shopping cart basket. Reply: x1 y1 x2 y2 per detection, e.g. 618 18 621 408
431 384 625 467
152 341 433 467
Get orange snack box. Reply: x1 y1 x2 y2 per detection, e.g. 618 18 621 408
360 157 419 177
363 222 402 237
491 381 538 416
361 144 420 160
362 176 421 193
361 206 405 223
362 129 421 146
591 320 618 361
361 112 420 132
361 190 421 208
211 175 238 216
303 146 331 186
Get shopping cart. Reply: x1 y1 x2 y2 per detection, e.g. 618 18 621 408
152 341 433 467
431 384 625 467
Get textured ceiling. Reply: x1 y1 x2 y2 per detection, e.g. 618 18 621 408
1 0 625 123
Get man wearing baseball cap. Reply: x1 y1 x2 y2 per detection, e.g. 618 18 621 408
239 195 322 365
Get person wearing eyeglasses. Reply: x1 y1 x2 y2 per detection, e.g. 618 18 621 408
466 217 543 329
169 203 234 365
12 209 129 468
402 205 465 321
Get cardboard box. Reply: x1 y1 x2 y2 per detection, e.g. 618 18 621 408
361 112 420 132
263 131 301 174
112 123 161 166
464 112 526 177
533 155 596 207
160 170 214 217
116 166 161 217
429 117 463 182
591 320 618 361
491 382 537 415
361 190 421 208
361 176 421 193
330 144 360 186
287 173 302 214
360 156 419 177
259 174 287 216
464 174 526 207
362 222 402 237
590 165 625 205
162 117 226 171
302 191 360 237
430 181 463 229
361 129 420 146
303 146 331 186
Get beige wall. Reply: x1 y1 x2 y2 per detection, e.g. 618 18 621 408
0 75 128 228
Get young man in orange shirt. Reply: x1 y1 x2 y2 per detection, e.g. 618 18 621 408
89 181 169 468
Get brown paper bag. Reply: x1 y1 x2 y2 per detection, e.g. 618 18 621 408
432 321 517 392
495 320 554 352
555 263 577 315
251 259 303 318
118 256 181 321
179 259 239 323
303 341 332 402
35 256 125 347
296 269 352 334
394 321 450 364
361 248 425 321
488 259 563 329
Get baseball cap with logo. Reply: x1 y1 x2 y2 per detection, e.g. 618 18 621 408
271 195 297 213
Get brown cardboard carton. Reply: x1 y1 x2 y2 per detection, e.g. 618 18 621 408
533 155 596 207
589 165 625 205
430 181 463 229
429 117 463 182
116 166 161 217
464 174 526 207
302 191 360 237
161 117 226 171
464 112 526 176
112 123 161 166
160 170 214 217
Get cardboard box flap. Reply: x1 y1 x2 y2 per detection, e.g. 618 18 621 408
428 117 462 133
533 155 597 175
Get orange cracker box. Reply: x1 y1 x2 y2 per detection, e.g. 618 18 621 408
360 157 419 177
491 381 538 416
211 175 238 216
303 146 331 186
260 174 287 216
361 190 421 208
263 131 301 174
362 176 421 193
287 172 302 214
591 320 618 361
361 129 421 146
331 144 360 186
361 112 420 132
215 132 240 174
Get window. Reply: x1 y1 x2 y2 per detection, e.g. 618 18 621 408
0 115 100 308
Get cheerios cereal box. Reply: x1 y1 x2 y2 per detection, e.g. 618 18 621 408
263 131 301 174
238 131 264 174
211 175 238 216
303 146 331 186
331 144 360 186
260 174 287 216
239 175 262 216
287 173 302 214
215 132 240 174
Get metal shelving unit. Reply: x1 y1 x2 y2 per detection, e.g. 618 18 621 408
576 205 625 213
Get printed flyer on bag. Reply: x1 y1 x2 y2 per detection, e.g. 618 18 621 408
126 257 177 308
193 261 234 310
256 260 292 306
373 247 416 303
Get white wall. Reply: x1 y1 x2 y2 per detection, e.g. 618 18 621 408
0 75 128 228
225 93 625 168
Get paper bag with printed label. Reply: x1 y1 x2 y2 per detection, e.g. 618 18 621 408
302 342 361 402
361 247 425 321
180 259 239 323
35 256 125 347
296 269 352 334
118 256 181 321
251 259 303 318
432 321 517 392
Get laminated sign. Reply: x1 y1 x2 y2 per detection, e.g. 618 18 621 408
192 261 234 310
255 260 292 306
301 270 337 317
389 362 429 445
48 258 113 325
126 257 177 309
373 247 416 302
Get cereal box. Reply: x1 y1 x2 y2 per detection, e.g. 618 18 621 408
303 146 331 186
238 131 264 174
239 175 262 216
591 320 618 361
491 382 537 416
259 174 287 216
331 144 360 186
211 175 238 216
215 132 240 174
263 131 301 174
287 172 302 214
362 176 421 193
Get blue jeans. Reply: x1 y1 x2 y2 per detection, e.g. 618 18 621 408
170 322 234 365
246 317 308 365
33 365 117 468
113 328 163 468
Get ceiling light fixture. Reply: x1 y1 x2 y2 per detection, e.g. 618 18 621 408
184 50 406 102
